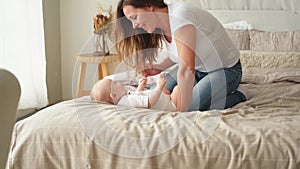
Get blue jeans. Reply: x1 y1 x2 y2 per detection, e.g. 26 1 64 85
152 60 246 111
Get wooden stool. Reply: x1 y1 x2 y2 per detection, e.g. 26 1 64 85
76 53 119 97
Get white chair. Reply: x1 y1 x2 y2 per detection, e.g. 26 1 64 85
0 68 21 169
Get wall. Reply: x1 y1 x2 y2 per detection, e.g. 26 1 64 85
43 0 62 104
43 0 118 102
60 0 118 100
59 0 299 100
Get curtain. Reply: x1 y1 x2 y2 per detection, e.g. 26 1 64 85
0 0 48 109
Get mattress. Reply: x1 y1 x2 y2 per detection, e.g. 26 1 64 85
7 51 300 169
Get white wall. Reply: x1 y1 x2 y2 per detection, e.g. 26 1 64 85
60 0 118 100
43 0 62 104
59 0 300 100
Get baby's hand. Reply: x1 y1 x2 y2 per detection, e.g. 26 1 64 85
137 77 147 91
138 77 147 86
156 75 167 90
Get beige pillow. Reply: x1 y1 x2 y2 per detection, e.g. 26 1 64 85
249 30 300 52
225 29 250 50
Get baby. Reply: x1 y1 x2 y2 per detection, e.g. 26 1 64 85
90 75 180 111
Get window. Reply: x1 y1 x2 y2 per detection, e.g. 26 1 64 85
0 0 48 109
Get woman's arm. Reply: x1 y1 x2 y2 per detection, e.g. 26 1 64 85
174 24 196 112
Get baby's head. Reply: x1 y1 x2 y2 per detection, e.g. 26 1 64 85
90 78 128 104
90 78 113 104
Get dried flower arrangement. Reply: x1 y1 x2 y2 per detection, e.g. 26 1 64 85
93 3 113 34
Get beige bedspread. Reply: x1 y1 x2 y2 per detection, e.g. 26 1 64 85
7 53 300 169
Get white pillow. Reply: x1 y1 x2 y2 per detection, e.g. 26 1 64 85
223 20 253 30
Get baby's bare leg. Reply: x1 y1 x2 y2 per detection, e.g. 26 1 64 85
171 85 181 111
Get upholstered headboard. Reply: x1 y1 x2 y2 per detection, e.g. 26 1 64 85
185 0 300 32
209 10 300 32
192 0 300 14
185 0 300 52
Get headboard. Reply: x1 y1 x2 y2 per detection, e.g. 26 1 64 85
185 0 300 31
185 0 300 70
192 0 300 14
209 10 300 32
183 0 300 53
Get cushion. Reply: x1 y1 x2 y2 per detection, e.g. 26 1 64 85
249 30 300 52
225 29 250 50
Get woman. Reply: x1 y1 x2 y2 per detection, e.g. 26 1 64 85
114 0 247 112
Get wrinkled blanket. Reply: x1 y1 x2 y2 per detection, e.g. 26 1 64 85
7 51 300 169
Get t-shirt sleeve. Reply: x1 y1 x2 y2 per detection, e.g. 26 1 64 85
117 94 148 108
170 4 197 32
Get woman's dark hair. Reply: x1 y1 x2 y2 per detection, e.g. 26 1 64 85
114 0 167 70
121 0 167 8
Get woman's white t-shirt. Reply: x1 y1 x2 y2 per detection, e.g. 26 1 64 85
165 2 240 72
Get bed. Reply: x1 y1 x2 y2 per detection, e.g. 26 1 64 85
6 2 300 169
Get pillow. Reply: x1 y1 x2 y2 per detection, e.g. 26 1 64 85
240 50 300 70
249 30 300 52
225 29 250 50
223 20 253 30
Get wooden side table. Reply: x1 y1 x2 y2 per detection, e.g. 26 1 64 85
76 53 119 98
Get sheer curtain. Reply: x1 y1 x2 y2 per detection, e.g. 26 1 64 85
0 0 48 109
